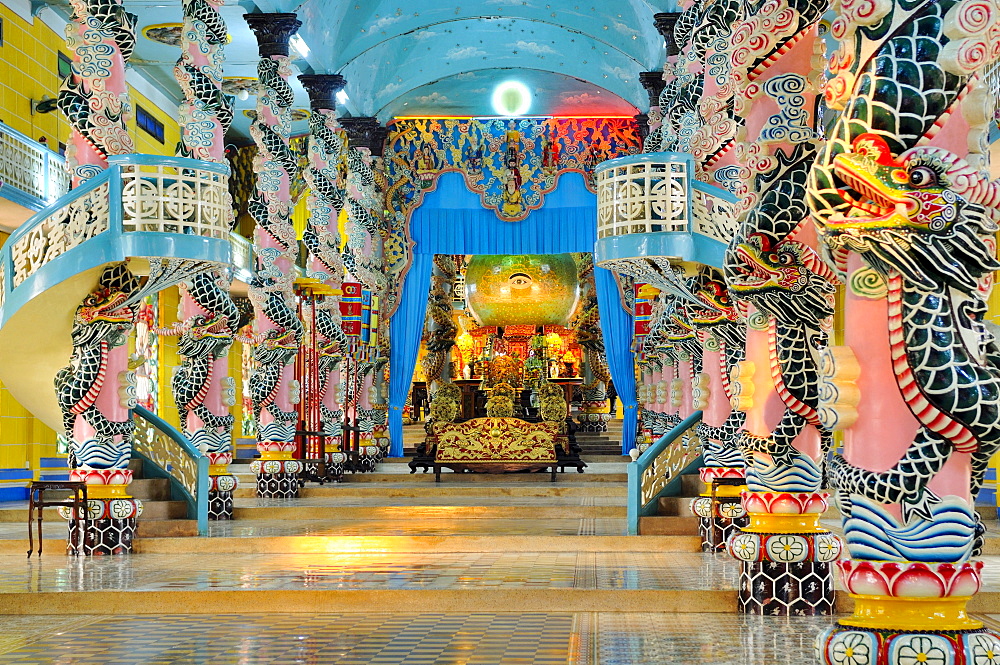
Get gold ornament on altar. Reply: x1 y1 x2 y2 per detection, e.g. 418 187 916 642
538 381 568 429
428 383 461 424
464 254 579 326
485 382 517 418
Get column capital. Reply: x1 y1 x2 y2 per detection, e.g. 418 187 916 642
244 13 301 58
634 113 650 143
299 74 346 112
340 116 389 157
653 12 682 57
639 71 665 109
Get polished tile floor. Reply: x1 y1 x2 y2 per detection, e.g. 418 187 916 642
0 612 837 664
0 551 742 593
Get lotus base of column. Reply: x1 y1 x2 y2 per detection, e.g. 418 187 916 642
691 470 748 552
250 458 301 498
61 497 142 555
820 560 998 664
820 623 1000 665
728 491 841 615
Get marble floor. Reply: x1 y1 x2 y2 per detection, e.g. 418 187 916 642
0 551 743 593
0 612 841 664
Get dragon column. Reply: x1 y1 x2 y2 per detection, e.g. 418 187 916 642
339 117 391 468
244 13 304 497
809 0 1000 660
169 0 240 519
299 74 351 481
58 0 136 185
55 0 141 553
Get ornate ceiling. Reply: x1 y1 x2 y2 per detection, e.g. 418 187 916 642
106 0 675 139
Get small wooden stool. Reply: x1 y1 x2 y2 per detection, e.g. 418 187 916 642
27 480 89 557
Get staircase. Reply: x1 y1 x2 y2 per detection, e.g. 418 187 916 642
128 458 197 538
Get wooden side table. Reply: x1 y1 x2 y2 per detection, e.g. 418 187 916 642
27 480 89 557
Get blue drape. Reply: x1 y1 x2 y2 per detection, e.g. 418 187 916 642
388 171 636 455
388 252 434 456
594 266 638 454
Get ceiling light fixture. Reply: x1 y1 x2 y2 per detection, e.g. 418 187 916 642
491 80 531 117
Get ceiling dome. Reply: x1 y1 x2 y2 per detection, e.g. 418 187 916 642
465 254 579 326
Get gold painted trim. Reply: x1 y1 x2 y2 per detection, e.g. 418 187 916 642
740 512 826 533
840 594 983 631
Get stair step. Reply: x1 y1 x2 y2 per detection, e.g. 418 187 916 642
638 516 699 535
140 501 188 520
237 484 624 498
137 519 197 538
233 505 627 520
128 478 171 501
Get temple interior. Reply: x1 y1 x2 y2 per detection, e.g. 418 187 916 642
4 0 1000 663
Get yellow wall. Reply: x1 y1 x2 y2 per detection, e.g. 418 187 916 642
157 286 182 430
0 382 58 472
0 2 179 156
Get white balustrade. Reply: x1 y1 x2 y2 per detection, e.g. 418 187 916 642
596 156 690 240
11 181 111 287
639 419 701 506
692 187 741 245
120 161 231 239
0 124 68 204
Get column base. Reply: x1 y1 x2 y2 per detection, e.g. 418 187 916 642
208 473 237 520
67 517 137 555
698 514 749 552
325 451 346 482
739 560 836 616
209 491 234 520
256 472 299 498
576 413 610 433
357 445 380 472
820 623 1000 665
61 497 141 555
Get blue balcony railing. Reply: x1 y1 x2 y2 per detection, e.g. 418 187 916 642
0 122 69 211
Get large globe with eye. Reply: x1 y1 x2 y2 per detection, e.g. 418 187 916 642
464 254 579 326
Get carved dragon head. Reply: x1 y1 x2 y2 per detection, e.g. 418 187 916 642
252 327 300 365
71 286 135 348
727 232 836 323
687 267 739 329
822 133 1000 292
177 314 233 360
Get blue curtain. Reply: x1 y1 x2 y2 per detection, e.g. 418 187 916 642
388 171 637 454
595 266 638 454
388 252 433 457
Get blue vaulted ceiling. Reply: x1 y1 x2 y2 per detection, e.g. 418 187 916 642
65 0 678 138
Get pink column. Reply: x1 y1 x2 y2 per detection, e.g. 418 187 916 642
244 13 304 498
56 0 139 553
299 74 350 481
340 117 390 467
718 6 840 615
58 0 135 185
171 0 239 518
57 265 143 554
809 1 1000 659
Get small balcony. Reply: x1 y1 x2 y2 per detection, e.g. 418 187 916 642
0 123 70 231
593 152 738 289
